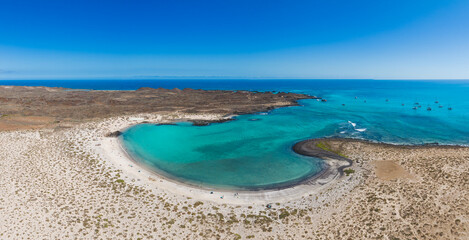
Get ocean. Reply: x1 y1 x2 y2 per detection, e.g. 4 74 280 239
3 79 468 189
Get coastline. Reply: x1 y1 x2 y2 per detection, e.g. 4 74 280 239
100 112 469 203
117 135 336 191
292 139 353 178
304 136 469 151
97 113 355 204
0 85 317 132
2 111 468 239
1 85 468 239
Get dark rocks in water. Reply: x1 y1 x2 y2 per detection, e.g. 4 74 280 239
191 118 233 126
105 131 122 137
156 123 176 126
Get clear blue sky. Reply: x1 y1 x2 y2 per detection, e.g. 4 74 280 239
1 0 468 80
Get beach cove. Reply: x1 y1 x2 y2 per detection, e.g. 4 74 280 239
1 111 467 239
98 113 354 204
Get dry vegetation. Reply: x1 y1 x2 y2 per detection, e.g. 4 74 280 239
0 85 313 131
314 139 469 239
0 86 467 239
0 117 467 239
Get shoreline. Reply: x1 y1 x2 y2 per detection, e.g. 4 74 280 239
95 113 355 204
310 136 469 149
101 113 469 204
118 134 331 191
2 112 468 239
292 139 353 178
0 85 317 132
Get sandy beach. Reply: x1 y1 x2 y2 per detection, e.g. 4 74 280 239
98 114 354 204
0 112 359 239
1 110 468 239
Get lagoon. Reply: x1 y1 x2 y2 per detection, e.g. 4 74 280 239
3 79 469 189
120 80 469 189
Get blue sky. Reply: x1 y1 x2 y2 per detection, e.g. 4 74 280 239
1 0 468 80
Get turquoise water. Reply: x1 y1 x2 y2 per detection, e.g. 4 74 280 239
121 122 323 189
2 80 468 189
119 80 469 189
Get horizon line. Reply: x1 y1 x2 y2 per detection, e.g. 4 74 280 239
1 78 469 81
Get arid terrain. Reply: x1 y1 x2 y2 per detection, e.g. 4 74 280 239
0 85 313 130
310 139 469 239
0 86 467 239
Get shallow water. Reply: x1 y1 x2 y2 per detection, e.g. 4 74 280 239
3 79 468 188
118 80 469 189
121 122 323 189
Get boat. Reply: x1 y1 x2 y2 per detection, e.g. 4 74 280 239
321 99 327 102
448 107 452 110
435 101 439 104
342 103 345 106
401 103 405 106
439 105 443 108
412 107 417 110
414 102 419 105
427 107 432 111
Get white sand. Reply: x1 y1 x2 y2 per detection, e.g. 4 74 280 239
0 112 360 239
94 113 353 205
1 115 466 239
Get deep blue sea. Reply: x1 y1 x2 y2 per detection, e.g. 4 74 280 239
3 79 468 189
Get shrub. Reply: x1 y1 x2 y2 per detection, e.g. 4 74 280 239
344 169 355 176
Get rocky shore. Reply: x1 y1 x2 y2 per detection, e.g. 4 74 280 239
292 139 353 178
